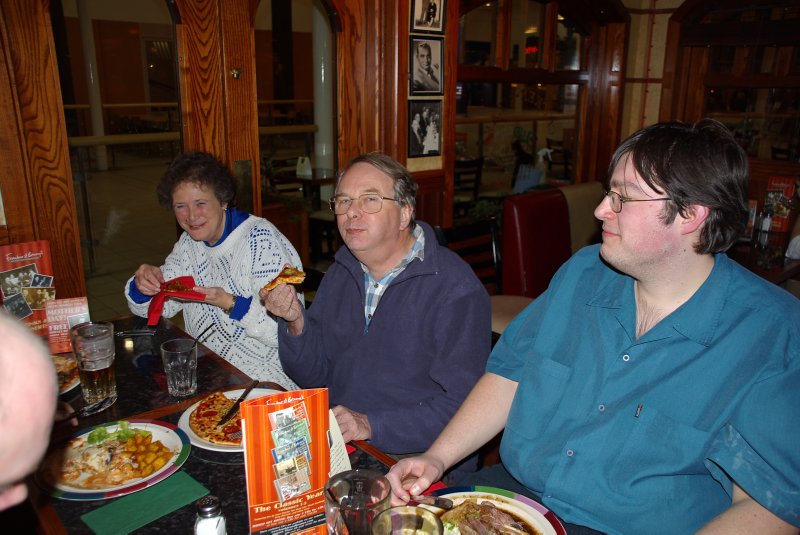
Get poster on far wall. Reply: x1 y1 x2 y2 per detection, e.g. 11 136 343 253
409 100 442 158
411 0 445 34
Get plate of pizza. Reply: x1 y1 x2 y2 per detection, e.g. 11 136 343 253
178 388 280 452
263 266 306 292
52 354 80 394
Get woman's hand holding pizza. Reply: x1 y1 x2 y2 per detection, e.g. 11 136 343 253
134 264 164 296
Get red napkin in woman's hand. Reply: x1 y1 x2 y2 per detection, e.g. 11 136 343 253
147 276 207 325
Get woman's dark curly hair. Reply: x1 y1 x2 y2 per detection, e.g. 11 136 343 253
156 151 236 209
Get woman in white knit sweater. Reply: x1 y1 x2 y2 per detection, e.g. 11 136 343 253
125 151 301 388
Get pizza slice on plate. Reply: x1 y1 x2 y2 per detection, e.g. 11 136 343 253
188 392 242 446
263 266 306 292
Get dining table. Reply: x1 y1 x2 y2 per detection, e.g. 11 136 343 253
270 168 337 211
5 315 395 534
728 230 800 285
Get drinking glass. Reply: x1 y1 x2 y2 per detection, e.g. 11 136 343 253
371 505 444 534
160 338 198 397
325 469 391 535
70 321 117 405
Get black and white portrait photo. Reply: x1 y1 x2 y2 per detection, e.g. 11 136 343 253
410 37 443 95
408 100 442 158
411 0 445 34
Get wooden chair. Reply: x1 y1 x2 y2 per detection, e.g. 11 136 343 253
435 219 534 468
453 157 484 217
546 137 572 182
308 208 340 264
434 218 534 335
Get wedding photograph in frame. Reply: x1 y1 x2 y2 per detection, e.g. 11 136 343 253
411 0 445 34
410 37 443 95
408 99 442 158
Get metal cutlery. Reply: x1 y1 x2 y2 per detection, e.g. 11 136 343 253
59 396 117 423
217 380 259 427
115 329 156 337
408 494 454 510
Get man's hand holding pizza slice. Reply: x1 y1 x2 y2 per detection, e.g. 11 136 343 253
260 265 306 335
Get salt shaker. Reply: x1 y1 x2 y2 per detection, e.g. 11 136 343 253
195 495 227 535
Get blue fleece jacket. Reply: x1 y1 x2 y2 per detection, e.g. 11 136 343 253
278 221 491 455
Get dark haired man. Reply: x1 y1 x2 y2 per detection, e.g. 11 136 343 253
386 119 800 533
262 152 489 477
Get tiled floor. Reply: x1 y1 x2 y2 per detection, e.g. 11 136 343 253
78 150 177 321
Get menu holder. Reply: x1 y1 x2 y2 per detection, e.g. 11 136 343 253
242 388 351 534
0 240 54 337
45 297 90 353
764 176 797 232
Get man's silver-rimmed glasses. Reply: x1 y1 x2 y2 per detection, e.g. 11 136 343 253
603 190 672 213
329 193 400 215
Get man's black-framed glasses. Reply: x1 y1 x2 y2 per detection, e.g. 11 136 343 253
604 190 672 214
329 193 400 215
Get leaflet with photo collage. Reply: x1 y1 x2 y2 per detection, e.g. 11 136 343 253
241 388 351 534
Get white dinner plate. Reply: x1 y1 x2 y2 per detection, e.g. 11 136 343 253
177 387 280 452
38 419 190 501
431 486 567 535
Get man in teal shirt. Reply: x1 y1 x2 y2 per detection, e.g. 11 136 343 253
386 119 800 534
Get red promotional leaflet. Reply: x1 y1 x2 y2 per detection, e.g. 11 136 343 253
764 176 797 232
0 241 54 337
242 388 330 535
45 297 90 353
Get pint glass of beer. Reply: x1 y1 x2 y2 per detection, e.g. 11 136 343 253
70 321 117 405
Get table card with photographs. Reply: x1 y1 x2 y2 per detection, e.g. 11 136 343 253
410 37 443 96
409 99 442 157
411 0 445 34
409 1 445 161
0 240 55 336
241 388 350 534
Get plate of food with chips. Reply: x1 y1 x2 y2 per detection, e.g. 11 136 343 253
38 419 190 500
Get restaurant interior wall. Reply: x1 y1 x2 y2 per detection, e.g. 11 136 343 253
453 0 628 214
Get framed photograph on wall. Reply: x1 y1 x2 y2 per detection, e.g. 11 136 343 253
410 37 443 95
411 0 445 34
409 100 442 158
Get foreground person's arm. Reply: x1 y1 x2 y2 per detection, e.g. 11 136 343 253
698 484 798 534
385 372 517 503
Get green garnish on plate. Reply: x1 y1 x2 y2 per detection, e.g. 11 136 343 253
87 421 150 444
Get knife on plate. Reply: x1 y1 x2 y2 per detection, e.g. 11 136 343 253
217 380 259 427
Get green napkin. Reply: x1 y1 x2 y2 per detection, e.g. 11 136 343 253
80 472 208 535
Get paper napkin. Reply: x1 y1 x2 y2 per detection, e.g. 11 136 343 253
147 276 206 325
80 472 208 534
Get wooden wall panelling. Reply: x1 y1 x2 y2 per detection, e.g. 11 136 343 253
0 18 33 246
657 18 682 122
332 0 370 163
415 173 446 226
0 0 85 298
439 0 460 228
580 22 627 183
219 0 262 213
380 0 400 158
173 0 226 156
